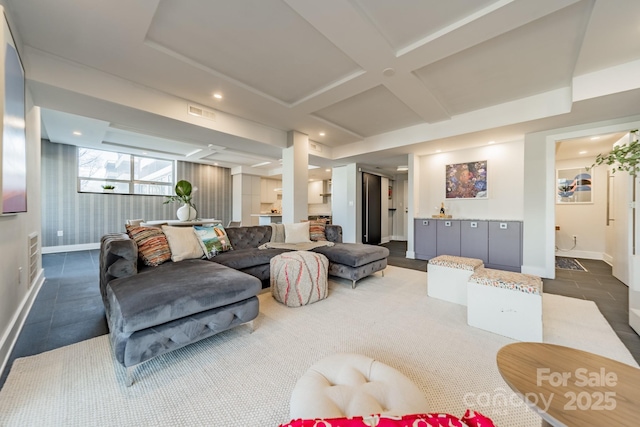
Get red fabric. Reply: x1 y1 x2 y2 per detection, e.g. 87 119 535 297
279 411 495 427
460 409 496 427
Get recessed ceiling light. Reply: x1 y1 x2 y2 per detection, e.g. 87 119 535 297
251 161 271 168
325 168 330 172
319 132 325 136
590 136 600 140
397 166 409 171
72 131 82 136
488 140 495 145
213 93 223 99
213 162 219 166
436 149 442 153
579 150 587 155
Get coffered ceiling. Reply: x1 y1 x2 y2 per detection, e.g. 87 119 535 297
5 0 640 176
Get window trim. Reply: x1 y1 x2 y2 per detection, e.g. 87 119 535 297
77 147 175 195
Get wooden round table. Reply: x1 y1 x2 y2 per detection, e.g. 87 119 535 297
497 342 640 426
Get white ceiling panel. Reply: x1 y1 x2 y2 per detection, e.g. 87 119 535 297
574 0 640 75
413 1 592 116
353 0 497 52
313 85 424 137
146 0 361 104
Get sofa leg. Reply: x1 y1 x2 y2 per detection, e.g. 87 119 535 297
352 280 356 289
247 320 255 333
382 269 385 277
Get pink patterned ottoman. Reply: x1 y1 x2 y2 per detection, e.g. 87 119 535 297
270 251 329 307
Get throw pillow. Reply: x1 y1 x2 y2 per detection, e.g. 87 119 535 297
280 413 477 427
284 222 311 244
125 225 171 266
161 225 205 262
303 218 328 241
194 224 233 258
460 410 496 427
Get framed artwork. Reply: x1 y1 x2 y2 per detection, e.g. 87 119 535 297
445 160 487 199
1 11 27 213
556 168 592 204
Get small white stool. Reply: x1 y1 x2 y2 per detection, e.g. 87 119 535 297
289 353 429 419
467 268 543 342
427 255 483 305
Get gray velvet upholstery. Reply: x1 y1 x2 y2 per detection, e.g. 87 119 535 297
98 222 388 381
107 259 260 333
311 243 389 267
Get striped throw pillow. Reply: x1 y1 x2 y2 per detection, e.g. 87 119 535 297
125 225 171 266
305 219 328 241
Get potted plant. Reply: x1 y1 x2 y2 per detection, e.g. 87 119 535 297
101 184 115 193
164 179 198 221
589 129 640 176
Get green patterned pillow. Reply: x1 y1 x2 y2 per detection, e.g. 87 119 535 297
194 224 233 258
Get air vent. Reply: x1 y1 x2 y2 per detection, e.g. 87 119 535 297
28 232 39 289
188 104 216 121
309 142 322 152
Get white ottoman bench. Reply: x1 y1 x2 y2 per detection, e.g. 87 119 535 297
427 255 483 305
289 353 430 419
467 267 543 342
271 251 329 307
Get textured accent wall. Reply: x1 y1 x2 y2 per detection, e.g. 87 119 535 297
41 140 232 247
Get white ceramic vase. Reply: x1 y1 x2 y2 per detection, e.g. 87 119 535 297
176 203 197 221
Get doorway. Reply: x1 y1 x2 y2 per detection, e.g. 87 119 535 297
362 172 381 245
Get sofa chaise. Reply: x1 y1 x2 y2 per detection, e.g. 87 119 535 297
99 224 389 384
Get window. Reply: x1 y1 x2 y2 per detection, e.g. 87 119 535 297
78 147 173 195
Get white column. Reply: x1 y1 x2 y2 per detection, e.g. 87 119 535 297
407 153 419 258
282 131 309 224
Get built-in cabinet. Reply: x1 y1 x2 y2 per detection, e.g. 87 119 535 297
308 180 324 204
415 218 523 272
260 179 282 203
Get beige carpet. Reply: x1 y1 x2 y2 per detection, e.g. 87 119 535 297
0 266 636 426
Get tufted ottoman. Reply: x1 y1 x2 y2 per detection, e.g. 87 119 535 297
271 251 329 307
467 267 543 342
289 353 430 419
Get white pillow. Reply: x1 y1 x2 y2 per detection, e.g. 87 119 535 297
284 222 311 244
162 225 205 262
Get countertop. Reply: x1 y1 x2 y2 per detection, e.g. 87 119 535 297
252 213 282 216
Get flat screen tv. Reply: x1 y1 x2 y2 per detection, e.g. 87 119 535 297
1 10 26 214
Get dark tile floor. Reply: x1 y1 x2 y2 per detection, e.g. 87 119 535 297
0 249 107 389
1 243 638 390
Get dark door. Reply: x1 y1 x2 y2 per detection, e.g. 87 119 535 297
362 172 381 245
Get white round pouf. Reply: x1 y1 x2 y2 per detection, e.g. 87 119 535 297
289 353 430 419
270 251 329 307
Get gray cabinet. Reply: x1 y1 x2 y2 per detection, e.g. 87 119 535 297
460 220 488 264
487 221 522 272
414 219 437 260
436 220 460 256
414 218 522 271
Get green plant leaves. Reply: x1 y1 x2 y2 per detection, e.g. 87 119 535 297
588 130 639 176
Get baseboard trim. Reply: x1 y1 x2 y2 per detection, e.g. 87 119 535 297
406 250 415 259
42 243 100 254
554 250 603 260
0 268 45 379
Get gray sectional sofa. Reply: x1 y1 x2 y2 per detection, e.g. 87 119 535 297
99 224 389 385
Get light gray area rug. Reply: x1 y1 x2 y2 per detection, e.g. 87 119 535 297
0 266 636 427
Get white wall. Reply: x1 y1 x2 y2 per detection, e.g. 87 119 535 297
417 141 525 220
381 177 389 243
555 156 607 260
523 116 640 279
0 89 44 375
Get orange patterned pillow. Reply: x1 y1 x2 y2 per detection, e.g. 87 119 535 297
125 225 171 266
304 219 328 241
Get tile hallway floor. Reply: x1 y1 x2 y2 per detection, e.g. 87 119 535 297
1 244 639 389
